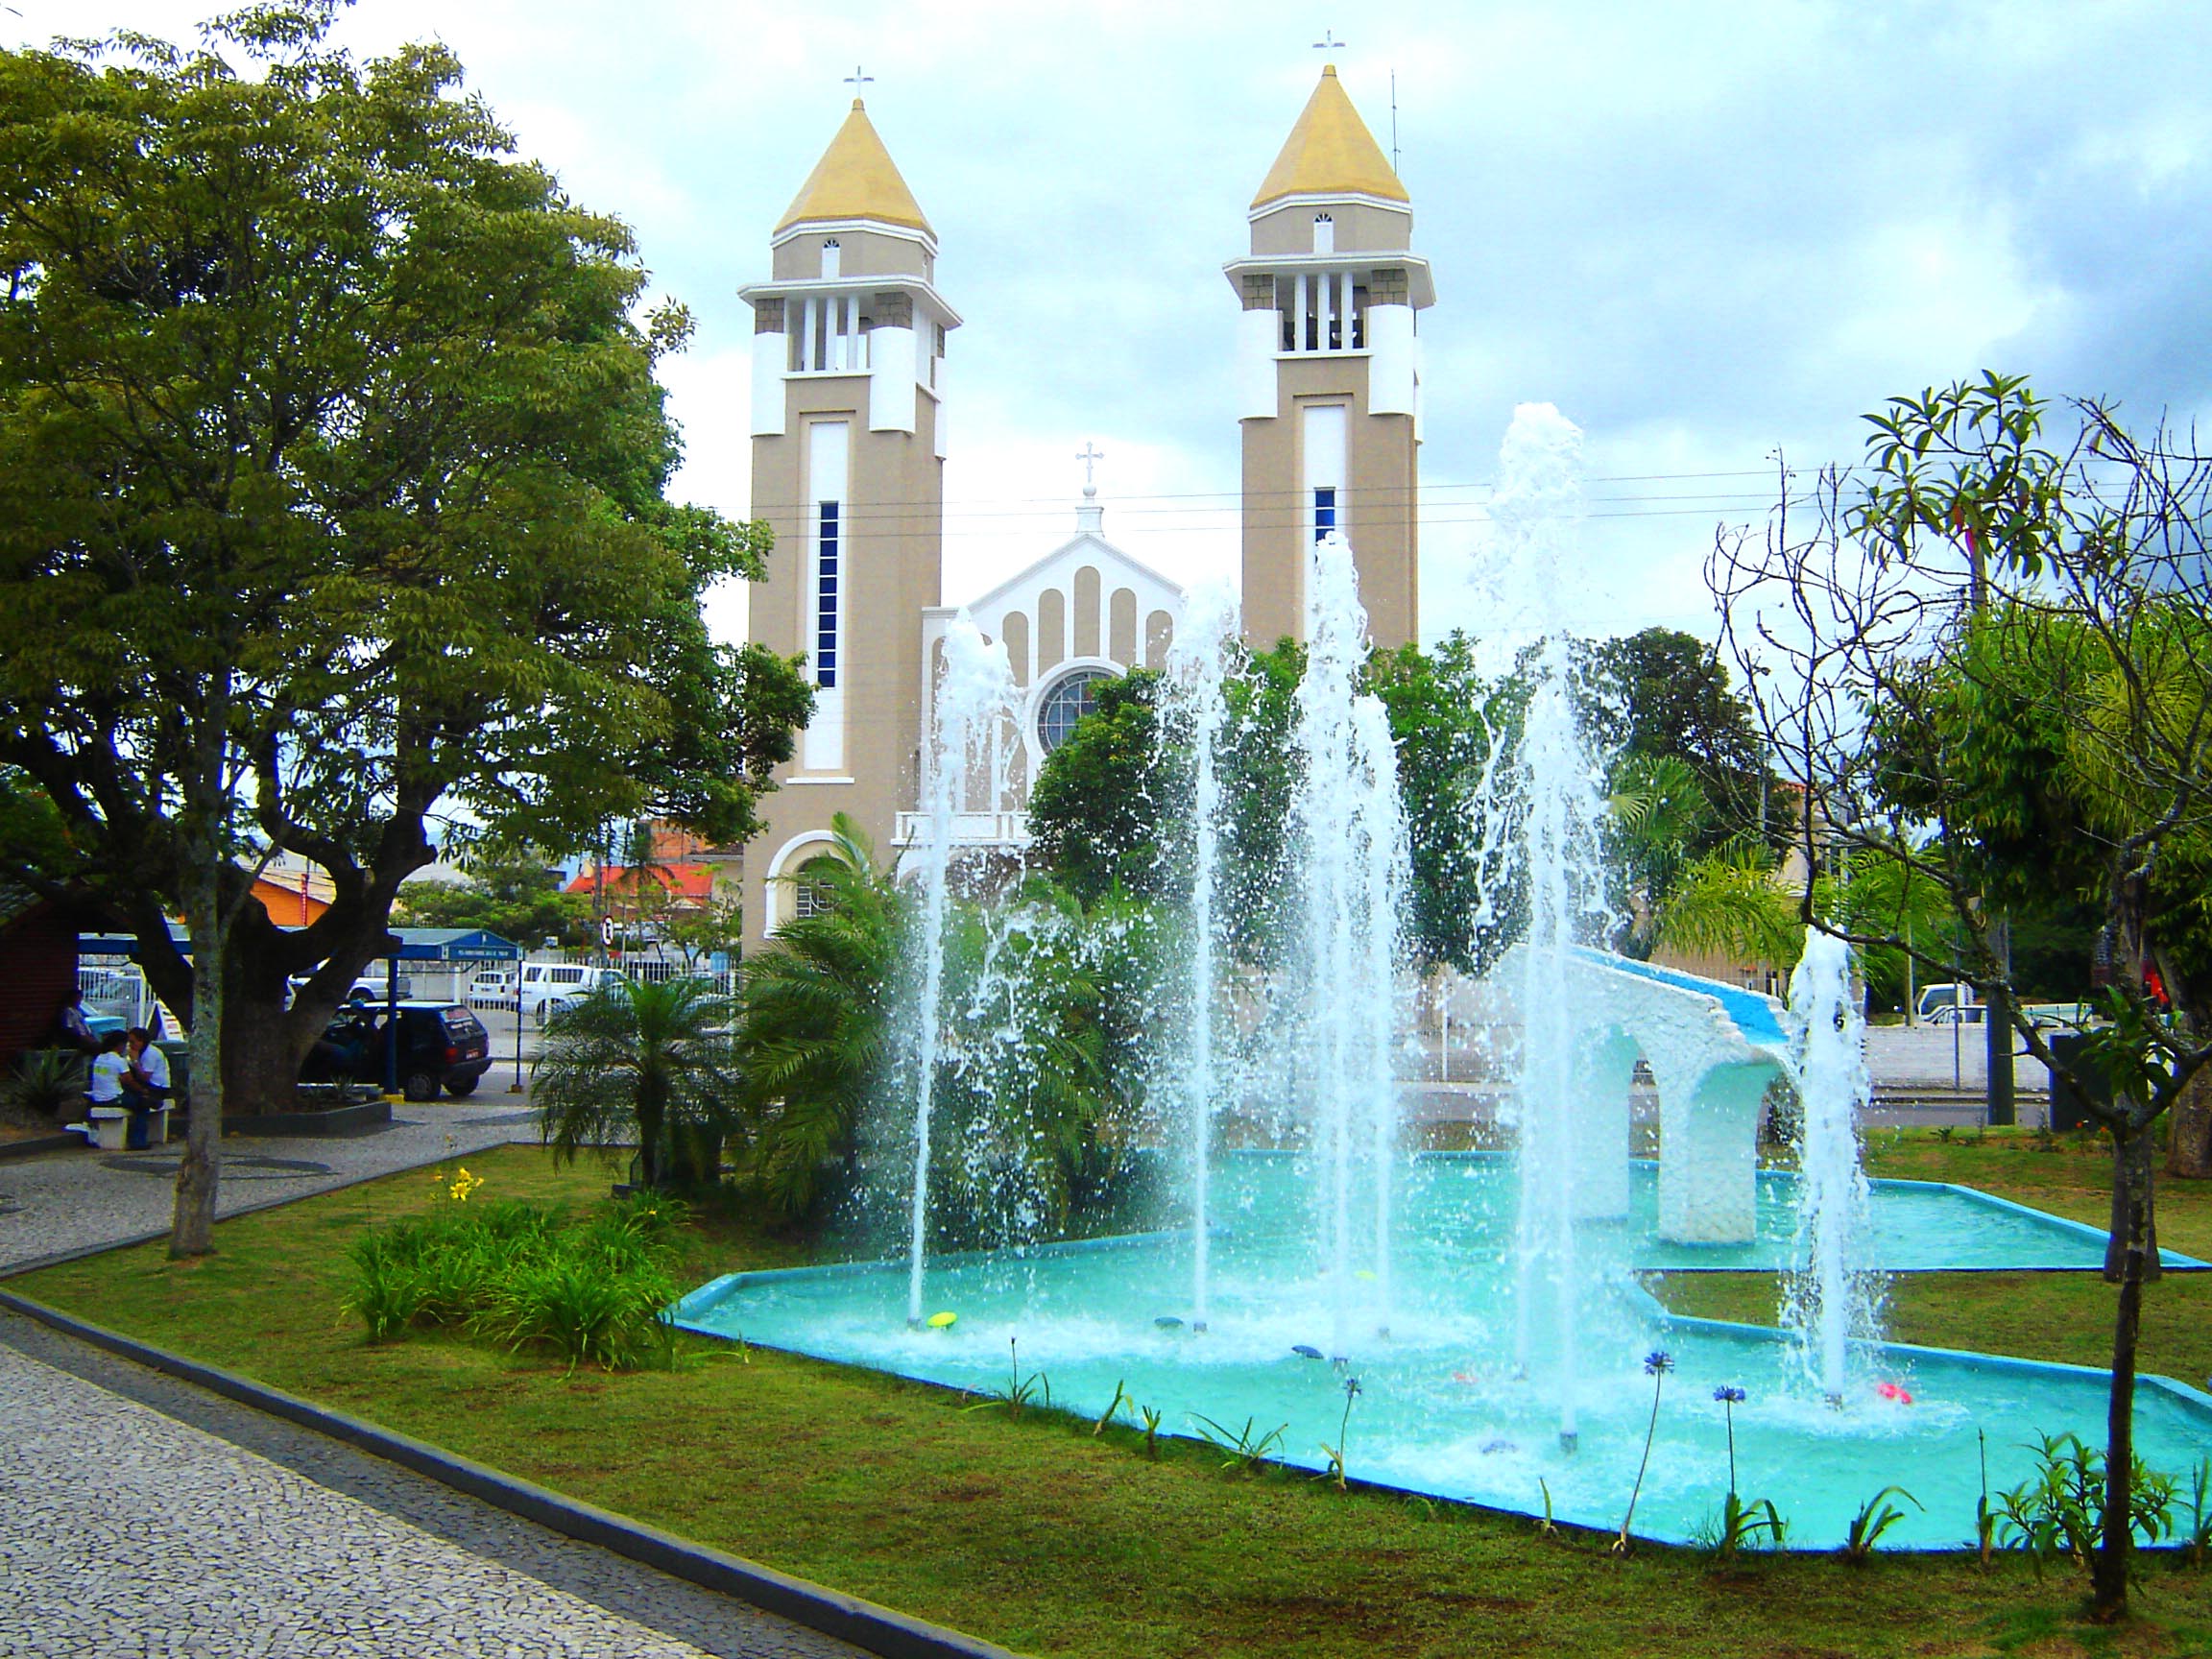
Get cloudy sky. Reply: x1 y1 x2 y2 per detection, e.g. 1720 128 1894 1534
22 2 2212 648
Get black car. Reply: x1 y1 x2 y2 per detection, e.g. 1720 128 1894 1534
302 1001 493 1101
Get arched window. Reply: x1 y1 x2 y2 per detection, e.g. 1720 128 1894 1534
1036 668 1113 754
820 238 841 278
789 855 844 921
1313 213 1334 254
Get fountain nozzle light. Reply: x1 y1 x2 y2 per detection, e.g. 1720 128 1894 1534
1191 1320 1208 1334
1825 1391 1846 1410
1558 1431 1579 1454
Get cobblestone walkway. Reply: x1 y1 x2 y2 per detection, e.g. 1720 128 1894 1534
0 1103 541 1271
0 1316 864 1659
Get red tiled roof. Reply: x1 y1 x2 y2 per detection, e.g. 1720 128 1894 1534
564 864 718 904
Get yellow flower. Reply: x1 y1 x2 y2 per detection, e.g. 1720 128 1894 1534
447 1166 484 1202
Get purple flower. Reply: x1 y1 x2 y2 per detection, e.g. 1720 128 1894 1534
1644 1350 1674 1376
1715 1385 1746 1405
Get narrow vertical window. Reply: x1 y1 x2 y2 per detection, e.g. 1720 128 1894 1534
1313 212 1334 254
815 501 839 687
820 237 841 279
1313 486 1337 542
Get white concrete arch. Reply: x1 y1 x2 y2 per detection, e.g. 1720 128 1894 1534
761 828 850 936
1491 948 1791 1244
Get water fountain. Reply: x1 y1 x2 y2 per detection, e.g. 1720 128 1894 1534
1783 927 1878 1401
1160 586 1237 1333
1286 532 1409 1360
679 411 2212 1549
904 617 1020 1326
1479 407 1623 1450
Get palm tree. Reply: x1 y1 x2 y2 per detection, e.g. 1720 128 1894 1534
734 815 900 1220
535 974 737 1190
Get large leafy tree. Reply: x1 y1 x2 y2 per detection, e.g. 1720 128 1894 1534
1025 670 1180 903
1366 632 1521 974
1712 373 2212 1619
0 8 807 1254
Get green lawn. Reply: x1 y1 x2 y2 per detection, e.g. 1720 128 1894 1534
13 1137 2212 1658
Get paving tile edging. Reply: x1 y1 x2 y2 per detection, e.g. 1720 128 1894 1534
0 1289 1017 1659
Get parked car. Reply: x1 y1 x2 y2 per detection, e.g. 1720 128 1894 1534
301 1001 492 1101
1915 983 1984 1024
517 962 623 1022
467 969 517 1010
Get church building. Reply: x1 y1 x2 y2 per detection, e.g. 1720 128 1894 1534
738 67 1427 946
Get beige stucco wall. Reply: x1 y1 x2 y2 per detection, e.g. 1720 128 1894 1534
1249 200 1411 257
741 373 943 950
1241 353 1418 652
770 226 930 282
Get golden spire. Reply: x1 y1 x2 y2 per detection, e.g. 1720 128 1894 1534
776 100 933 236
1250 65 1408 210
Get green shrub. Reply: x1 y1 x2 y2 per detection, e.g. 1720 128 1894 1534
346 1189 680 1369
488 1254 677 1371
349 1242 427 1341
1 1048 87 1119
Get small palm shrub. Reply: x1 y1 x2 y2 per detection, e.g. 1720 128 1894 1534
735 815 899 1222
537 975 739 1191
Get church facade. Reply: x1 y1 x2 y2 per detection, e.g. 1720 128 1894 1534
738 67 1429 946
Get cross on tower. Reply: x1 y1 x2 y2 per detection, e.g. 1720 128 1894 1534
844 64 874 91
1312 30 1345 51
1076 442 1105 492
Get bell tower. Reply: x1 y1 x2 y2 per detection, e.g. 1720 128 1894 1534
1228 65 1432 651
740 99 959 943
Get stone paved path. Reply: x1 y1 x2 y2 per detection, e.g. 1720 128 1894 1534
0 1102 541 1271
0 1313 865 1659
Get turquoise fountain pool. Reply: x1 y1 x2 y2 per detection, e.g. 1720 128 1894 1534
674 1154 2212 1549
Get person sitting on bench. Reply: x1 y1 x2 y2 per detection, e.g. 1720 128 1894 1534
127 1027 171 1105
86 1030 132 1109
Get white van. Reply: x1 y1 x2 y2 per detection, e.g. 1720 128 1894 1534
517 962 623 1021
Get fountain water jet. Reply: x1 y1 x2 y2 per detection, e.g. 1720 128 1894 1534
905 618 1020 1326
1783 927 1878 1401
1288 532 1409 1358
1161 587 1238 1333
1479 404 1619 1450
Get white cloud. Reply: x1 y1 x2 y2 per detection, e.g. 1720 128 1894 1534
28 0 2212 659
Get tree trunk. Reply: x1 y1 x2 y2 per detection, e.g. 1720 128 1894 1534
222 984 301 1117
171 862 224 1259
2168 1066 2212 1180
2093 1122 2157 1621
1984 921 2016 1126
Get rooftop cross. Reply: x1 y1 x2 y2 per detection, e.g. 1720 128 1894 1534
843 64 874 92
1076 441 1105 493
1312 30 1345 51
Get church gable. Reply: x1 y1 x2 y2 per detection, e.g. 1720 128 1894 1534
960 531 1184 691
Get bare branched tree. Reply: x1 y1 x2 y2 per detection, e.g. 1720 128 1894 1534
1709 373 2212 1620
